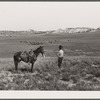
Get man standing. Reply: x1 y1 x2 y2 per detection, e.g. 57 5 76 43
57 45 64 69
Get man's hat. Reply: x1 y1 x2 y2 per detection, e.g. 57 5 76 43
59 45 63 49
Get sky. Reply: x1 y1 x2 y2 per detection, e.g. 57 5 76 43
0 2 100 31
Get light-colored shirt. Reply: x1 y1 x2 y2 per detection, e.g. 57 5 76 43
58 49 64 57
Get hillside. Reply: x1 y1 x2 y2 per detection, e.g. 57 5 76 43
51 27 96 34
0 27 99 36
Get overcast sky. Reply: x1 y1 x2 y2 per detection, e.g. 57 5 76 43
0 2 100 31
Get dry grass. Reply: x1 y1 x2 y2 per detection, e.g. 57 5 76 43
0 56 100 90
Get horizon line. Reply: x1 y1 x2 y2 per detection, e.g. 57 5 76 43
0 26 99 31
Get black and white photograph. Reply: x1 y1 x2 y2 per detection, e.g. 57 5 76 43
0 1 100 96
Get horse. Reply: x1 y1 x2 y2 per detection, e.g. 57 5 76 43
13 46 45 72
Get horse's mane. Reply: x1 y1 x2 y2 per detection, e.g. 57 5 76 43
33 46 42 53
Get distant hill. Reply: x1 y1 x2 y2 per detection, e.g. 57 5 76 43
0 27 99 36
51 27 96 34
0 30 48 37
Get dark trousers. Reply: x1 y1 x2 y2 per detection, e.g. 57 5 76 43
58 57 63 68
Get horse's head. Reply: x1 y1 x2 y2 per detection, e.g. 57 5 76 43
38 46 45 58
33 46 45 58
39 46 45 56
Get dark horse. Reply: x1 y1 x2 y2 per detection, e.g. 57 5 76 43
13 46 45 72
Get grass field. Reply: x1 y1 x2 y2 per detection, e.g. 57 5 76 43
0 30 100 58
0 31 100 90
0 56 100 90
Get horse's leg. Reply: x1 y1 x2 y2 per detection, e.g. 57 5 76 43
31 62 34 72
14 61 18 70
13 56 20 71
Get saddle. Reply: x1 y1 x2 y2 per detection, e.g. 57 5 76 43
28 50 37 61
20 50 37 63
